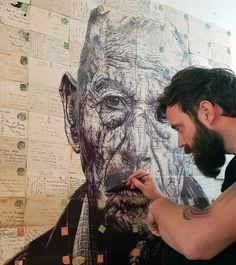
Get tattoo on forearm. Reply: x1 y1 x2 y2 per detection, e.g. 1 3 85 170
183 205 211 220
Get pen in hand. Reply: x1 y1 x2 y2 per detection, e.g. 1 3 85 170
121 173 150 184
107 173 150 192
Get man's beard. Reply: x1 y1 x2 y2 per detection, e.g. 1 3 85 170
185 120 226 178
105 189 149 233
89 190 149 259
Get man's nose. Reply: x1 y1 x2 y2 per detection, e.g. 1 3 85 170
120 150 152 170
178 134 186 148
125 124 152 169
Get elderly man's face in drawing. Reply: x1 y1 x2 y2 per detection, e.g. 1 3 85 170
80 67 169 232
60 8 193 233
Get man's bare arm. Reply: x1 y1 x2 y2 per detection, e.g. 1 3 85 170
148 183 236 260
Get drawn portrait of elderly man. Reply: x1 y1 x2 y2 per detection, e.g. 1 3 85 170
6 6 208 265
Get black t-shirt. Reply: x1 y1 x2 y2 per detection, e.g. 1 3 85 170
221 155 236 192
161 156 236 265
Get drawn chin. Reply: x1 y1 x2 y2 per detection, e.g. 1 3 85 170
105 190 149 233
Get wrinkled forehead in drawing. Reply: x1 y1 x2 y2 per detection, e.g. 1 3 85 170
76 7 188 96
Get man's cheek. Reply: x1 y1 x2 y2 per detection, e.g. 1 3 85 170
80 109 102 147
99 107 129 130
102 151 132 189
102 128 130 150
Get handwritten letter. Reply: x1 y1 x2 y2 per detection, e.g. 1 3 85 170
0 198 26 227
0 137 27 167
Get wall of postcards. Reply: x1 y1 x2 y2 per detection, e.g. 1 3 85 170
0 0 231 264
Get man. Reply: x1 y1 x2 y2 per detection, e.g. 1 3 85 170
6 8 208 265
128 67 236 264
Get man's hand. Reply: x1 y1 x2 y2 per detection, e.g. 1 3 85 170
127 169 165 200
147 206 161 237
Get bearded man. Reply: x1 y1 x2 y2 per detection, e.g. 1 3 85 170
128 67 236 265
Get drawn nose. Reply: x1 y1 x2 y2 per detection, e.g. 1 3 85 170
121 150 151 172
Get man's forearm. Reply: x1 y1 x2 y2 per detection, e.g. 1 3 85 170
149 197 214 259
149 194 236 260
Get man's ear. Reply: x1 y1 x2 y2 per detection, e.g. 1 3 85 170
59 72 80 153
198 100 216 126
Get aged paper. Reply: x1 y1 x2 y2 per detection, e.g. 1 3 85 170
31 0 72 17
0 79 28 110
30 6 69 41
165 6 188 51
27 82 64 117
0 51 28 82
68 146 86 195
68 146 85 174
165 6 188 35
70 18 87 44
0 198 25 227
0 228 25 264
26 168 68 197
0 1 4 23
138 0 165 21
28 57 69 88
70 41 83 69
0 137 27 167
211 24 231 48
69 172 86 196
24 197 68 226
0 166 25 197
28 112 67 144
189 54 212 68
0 107 28 138
48 89 64 117
0 24 30 55
211 43 231 67
71 0 103 21
105 0 137 16
25 226 51 244
27 141 68 169
2 0 30 29
27 84 49 114
30 31 70 65
69 18 86 69
188 15 212 59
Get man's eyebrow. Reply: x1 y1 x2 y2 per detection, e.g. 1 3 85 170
100 78 134 97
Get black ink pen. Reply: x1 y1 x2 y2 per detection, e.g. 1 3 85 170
107 173 150 192
121 173 150 184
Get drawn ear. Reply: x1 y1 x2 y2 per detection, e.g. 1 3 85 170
59 72 80 153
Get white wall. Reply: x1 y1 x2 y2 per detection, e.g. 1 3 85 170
157 0 236 72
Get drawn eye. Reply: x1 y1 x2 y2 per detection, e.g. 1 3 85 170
103 96 126 109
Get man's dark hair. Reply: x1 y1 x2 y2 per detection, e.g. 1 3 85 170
155 66 236 122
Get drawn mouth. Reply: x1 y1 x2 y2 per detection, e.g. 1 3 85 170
105 189 148 207
104 189 149 232
106 184 138 193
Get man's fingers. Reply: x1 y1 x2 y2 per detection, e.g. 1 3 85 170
128 169 147 180
131 178 144 191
